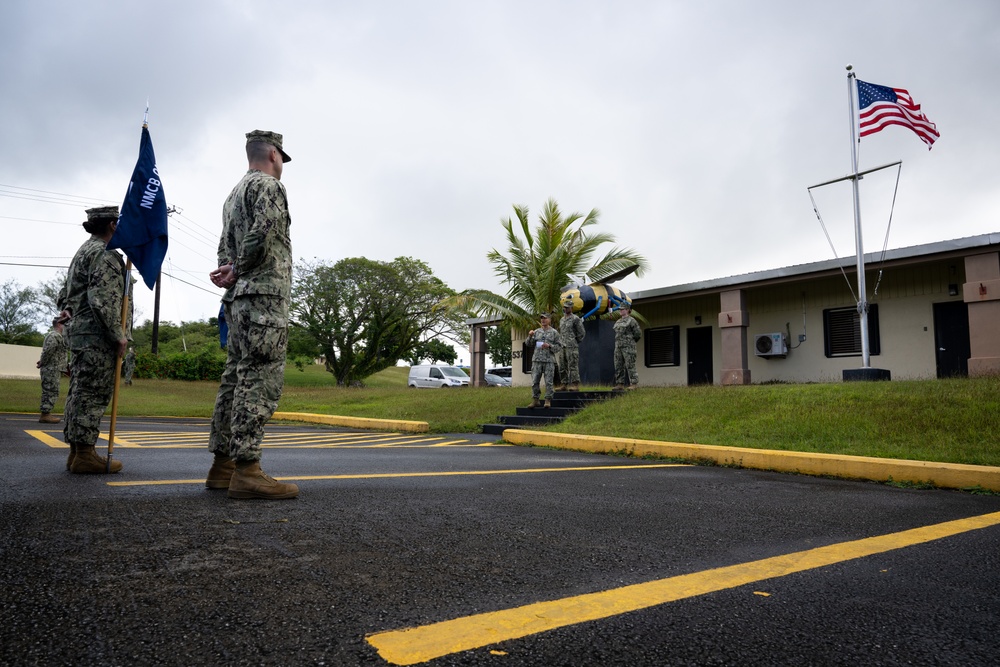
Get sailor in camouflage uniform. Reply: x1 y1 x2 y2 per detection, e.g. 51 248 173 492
207 130 298 500
122 346 136 385
555 300 585 391
58 206 128 473
37 317 68 423
613 302 642 390
525 313 562 408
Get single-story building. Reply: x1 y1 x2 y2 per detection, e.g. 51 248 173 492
468 232 1000 386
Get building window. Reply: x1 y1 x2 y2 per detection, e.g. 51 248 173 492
823 304 880 357
645 326 680 367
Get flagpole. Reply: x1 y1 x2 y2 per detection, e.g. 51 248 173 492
846 64 871 369
106 259 132 471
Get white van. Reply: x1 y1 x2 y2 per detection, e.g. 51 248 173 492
407 365 470 388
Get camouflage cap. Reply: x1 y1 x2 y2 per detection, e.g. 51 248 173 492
85 206 120 223
562 299 574 310
539 312 552 320
620 302 632 311
246 129 291 163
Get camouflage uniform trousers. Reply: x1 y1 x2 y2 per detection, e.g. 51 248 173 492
531 361 556 400
556 345 581 386
210 295 288 463
39 368 63 413
63 346 116 447
614 339 639 386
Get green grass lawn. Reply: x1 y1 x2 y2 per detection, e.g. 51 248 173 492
3 366 998 467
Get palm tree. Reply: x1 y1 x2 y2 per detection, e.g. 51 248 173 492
441 198 649 331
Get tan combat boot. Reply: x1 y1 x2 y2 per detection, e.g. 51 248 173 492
553 384 566 392
544 399 552 408
569 383 580 391
627 384 639 391
66 443 77 471
205 455 236 490
39 412 61 424
71 445 123 474
528 399 540 409
228 461 299 500
613 384 625 391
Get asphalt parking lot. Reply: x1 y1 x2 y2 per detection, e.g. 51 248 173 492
2 412 999 666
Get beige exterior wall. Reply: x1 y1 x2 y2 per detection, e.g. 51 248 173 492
511 328 531 387
0 343 43 380
633 258 967 385
636 295 718 386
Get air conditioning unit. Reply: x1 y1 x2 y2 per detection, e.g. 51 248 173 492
754 333 788 358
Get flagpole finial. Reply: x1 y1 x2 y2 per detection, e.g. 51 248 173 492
846 64 853 71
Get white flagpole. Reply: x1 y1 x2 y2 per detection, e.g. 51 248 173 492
846 64 871 368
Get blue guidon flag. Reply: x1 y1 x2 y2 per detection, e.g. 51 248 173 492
108 125 169 289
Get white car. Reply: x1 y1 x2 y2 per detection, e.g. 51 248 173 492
407 365 470 388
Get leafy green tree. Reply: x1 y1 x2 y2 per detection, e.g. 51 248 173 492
406 338 458 365
484 326 512 367
440 198 649 331
291 256 469 386
0 279 41 344
131 319 225 356
35 271 67 323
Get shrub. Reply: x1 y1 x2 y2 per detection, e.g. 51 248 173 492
134 349 226 381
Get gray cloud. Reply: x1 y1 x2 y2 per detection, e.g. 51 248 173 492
2 0 997 331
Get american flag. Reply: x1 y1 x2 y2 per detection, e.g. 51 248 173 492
856 80 939 149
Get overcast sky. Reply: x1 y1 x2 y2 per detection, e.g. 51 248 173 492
2 0 998 343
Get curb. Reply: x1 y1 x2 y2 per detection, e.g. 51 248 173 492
272 411 429 433
501 429 1000 492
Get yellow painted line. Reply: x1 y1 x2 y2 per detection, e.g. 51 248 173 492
503 429 1000 492
368 510 1000 665
25 428 481 451
106 463 684 487
25 430 67 448
273 411 429 433
97 433 139 448
26 430 139 449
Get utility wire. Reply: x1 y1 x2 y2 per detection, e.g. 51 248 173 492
0 214 79 226
0 260 219 297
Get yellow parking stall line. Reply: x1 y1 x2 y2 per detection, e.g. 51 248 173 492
114 435 207 445
368 437 454 448
24 429 139 448
97 433 139 448
27 428 495 452
109 431 205 437
427 440 489 447
264 434 385 445
367 510 1000 665
117 433 206 441
107 463 684 487
262 434 401 446
258 441 501 449
25 430 67 448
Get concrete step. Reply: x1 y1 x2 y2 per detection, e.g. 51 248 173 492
496 414 564 427
514 406 576 417
478 388 622 435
